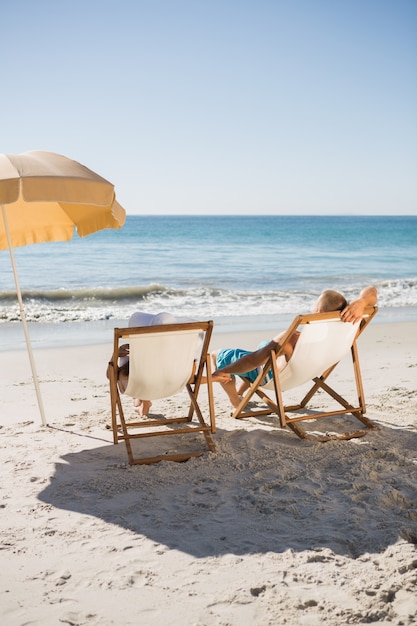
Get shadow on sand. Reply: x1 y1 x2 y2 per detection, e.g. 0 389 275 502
39 421 417 559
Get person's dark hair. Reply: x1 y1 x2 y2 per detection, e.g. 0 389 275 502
319 290 347 312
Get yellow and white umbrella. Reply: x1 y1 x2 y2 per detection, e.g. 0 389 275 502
0 150 126 425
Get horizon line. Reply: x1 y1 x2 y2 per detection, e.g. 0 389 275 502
123 213 416 217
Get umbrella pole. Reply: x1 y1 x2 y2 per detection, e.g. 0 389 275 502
1 206 47 427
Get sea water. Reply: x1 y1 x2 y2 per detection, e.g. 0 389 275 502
1 215 416 349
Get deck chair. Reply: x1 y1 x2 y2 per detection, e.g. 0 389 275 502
108 320 216 464
230 306 378 441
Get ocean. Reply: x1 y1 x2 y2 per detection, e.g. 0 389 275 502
1 215 416 350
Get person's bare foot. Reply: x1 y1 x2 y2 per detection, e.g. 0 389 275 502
133 399 152 416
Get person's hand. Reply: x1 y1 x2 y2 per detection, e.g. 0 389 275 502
118 343 130 357
212 370 233 383
341 299 366 324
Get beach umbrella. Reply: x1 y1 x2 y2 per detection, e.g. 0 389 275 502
0 150 126 426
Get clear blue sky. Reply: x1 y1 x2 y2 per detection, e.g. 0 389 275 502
2 0 416 215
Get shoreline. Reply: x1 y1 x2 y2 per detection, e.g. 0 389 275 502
1 306 416 352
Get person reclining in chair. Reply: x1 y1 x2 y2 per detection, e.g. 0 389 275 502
106 311 193 417
212 286 378 409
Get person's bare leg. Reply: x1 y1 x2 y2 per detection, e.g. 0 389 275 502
236 378 250 396
133 398 152 416
220 379 243 408
211 350 247 408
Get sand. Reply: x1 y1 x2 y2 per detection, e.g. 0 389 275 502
1 321 417 626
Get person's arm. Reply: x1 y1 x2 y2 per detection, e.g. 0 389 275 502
212 326 300 382
106 360 114 380
212 338 285 383
212 341 278 383
341 286 378 323
106 343 129 379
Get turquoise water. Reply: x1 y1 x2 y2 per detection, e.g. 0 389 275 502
1 215 416 348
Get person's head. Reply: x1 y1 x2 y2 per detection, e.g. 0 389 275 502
313 290 347 313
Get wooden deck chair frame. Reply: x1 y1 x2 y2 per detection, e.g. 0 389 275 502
230 307 378 441
108 320 216 464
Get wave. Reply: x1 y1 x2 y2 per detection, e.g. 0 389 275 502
0 284 169 303
1 278 416 324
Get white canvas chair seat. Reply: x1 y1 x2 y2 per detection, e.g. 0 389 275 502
231 307 378 441
125 328 203 400
264 318 360 392
108 321 216 464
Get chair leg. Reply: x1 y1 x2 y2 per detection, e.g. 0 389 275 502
351 342 366 414
231 347 376 441
186 384 216 452
282 374 376 441
109 371 123 444
206 353 216 433
231 360 274 419
112 379 216 465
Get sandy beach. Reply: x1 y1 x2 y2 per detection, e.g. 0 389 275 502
1 320 417 626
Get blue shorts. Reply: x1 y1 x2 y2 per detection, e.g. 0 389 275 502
216 342 273 384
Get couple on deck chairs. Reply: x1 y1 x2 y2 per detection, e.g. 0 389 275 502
107 286 377 464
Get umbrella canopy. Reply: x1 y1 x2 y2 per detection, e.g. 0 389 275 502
0 150 126 425
0 150 125 248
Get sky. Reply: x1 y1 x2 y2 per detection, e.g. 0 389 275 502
1 0 416 215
